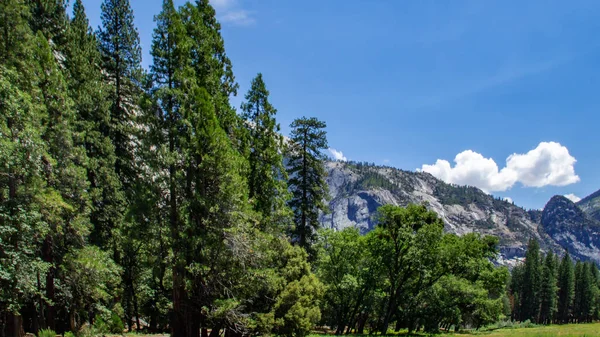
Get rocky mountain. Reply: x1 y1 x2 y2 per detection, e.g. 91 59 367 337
319 161 600 265
541 195 600 263
577 188 600 222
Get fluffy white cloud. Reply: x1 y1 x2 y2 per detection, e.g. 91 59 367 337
564 193 581 203
419 142 579 193
328 148 347 161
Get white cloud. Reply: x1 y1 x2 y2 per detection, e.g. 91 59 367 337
328 148 347 161
503 197 513 203
564 193 581 203
211 0 256 26
419 142 579 193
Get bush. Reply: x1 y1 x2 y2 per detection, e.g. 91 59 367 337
64 332 75 337
37 329 56 337
109 312 125 333
95 312 124 334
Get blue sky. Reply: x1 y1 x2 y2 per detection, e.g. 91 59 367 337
77 0 600 210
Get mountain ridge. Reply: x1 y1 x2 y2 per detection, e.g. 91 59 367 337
319 160 600 265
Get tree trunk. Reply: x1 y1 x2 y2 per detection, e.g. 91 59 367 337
69 312 76 334
42 235 55 331
134 290 141 331
5 313 25 337
208 323 222 337
171 267 186 337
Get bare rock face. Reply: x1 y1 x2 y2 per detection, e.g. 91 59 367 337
542 195 600 263
319 161 596 265
577 188 600 222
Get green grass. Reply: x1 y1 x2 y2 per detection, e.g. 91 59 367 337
309 323 600 337
471 323 600 336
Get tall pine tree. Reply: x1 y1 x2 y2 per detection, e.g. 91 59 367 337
97 0 143 191
519 238 541 322
0 2 48 332
557 251 575 323
241 73 290 225
65 0 125 250
179 0 239 137
287 117 329 253
539 251 558 324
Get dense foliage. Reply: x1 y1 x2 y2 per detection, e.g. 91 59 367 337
509 240 600 325
0 1 568 337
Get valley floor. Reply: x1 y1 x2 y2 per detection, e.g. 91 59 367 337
307 322 600 337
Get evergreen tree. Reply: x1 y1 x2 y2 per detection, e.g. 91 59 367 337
98 0 147 330
573 261 584 322
65 0 125 250
1 2 50 335
179 0 239 137
26 0 68 50
150 2 252 336
574 262 595 322
557 251 575 323
287 117 329 252
0 57 47 337
33 29 91 332
241 73 290 224
509 263 525 321
97 0 143 191
519 238 541 322
539 251 558 324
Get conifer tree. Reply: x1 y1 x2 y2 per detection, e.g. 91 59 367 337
179 0 239 136
519 238 541 322
539 251 558 324
1 2 52 335
0 49 47 337
150 2 252 336
32 29 92 332
241 73 290 224
97 0 143 191
26 0 69 50
557 251 575 323
65 0 125 250
97 0 146 330
287 117 329 252
574 262 595 322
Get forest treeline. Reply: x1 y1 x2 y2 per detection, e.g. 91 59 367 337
0 1 591 337
509 239 600 325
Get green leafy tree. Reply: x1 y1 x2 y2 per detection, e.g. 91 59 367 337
557 251 575 323
287 117 328 252
370 204 444 334
241 73 290 226
315 228 365 334
60 246 121 332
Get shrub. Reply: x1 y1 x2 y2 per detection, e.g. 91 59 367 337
95 312 124 334
37 329 56 337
